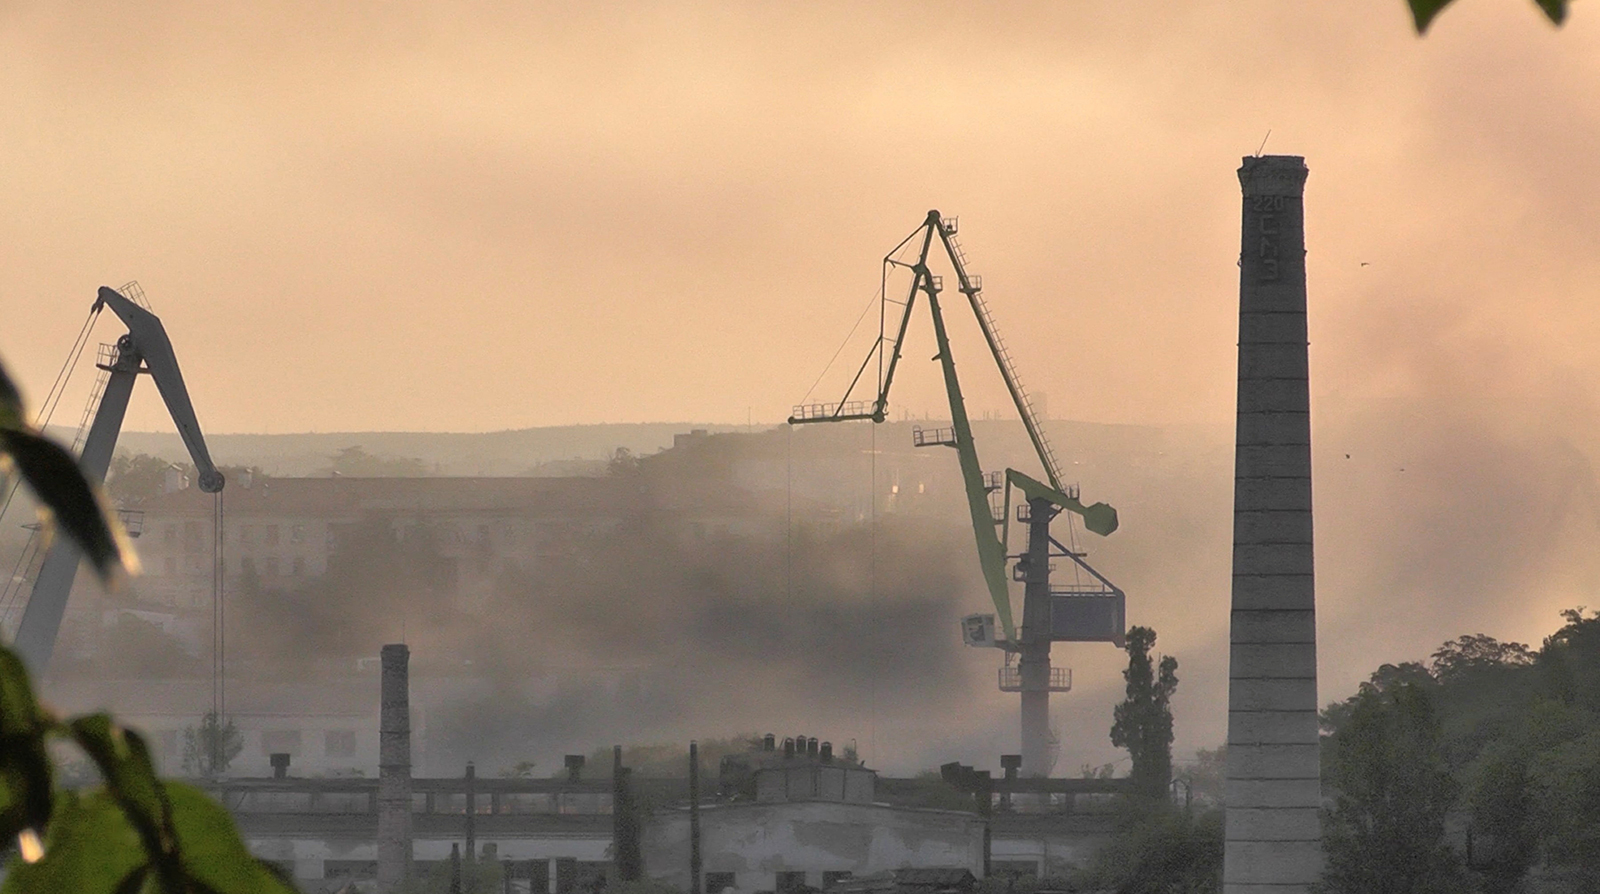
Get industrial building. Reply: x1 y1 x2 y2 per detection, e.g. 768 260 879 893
197 644 1119 893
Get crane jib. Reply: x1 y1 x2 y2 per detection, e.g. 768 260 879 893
11 287 225 675
787 211 1119 647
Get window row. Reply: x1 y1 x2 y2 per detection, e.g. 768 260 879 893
157 556 311 577
159 522 313 548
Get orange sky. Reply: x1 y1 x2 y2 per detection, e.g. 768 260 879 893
6 3 1600 759
5 2 1595 435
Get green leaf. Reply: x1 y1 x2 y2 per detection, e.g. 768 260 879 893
0 428 133 585
0 357 22 431
1408 0 1455 33
1534 0 1568 25
0 647 54 844
0 790 147 894
111 864 151 894
67 716 172 861
165 783 299 894
1411 0 1568 32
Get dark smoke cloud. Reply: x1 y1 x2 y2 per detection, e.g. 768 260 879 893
216 483 992 772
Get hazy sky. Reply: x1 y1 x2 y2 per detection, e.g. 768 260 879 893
7 3 1600 769
4 2 1596 436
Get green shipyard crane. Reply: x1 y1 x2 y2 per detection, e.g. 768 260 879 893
789 211 1124 776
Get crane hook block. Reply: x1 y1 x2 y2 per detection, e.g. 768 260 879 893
198 469 226 494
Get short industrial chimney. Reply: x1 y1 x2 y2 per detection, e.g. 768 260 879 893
378 644 413 893
1224 155 1323 892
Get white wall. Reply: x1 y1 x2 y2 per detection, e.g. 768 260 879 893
644 801 983 892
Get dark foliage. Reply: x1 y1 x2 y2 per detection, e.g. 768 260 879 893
1320 608 1600 892
1073 801 1221 894
1110 626 1178 800
1320 681 1469 894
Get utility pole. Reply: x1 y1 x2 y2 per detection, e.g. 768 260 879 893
465 762 476 873
613 746 641 882
689 741 703 894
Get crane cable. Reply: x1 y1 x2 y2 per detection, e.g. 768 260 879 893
0 303 105 625
796 281 885 408
868 415 880 769
0 303 102 524
211 488 226 770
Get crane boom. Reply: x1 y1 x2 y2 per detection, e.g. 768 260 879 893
920 271 1019 642
11 287 224 674
932 219 1062 491
789 211 1117 645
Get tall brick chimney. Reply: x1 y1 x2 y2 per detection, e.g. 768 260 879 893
378 644 413 893
1224 155 1323 893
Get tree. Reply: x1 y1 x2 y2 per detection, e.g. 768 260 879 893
1410 0 1569 34
1319 661 1433 737
607 447 640 477
1534 607 1600 714
1526 728 1600 882
107 452 187 504
181 711 244 778
1073 802 1222 894
1430 634 1534 682
1179 746 1226 808
1319 681 1469 894
1315 612 1600 893
499 760 538 778
1469 737 1540 892
1111 626 1179 800
322 445 432 477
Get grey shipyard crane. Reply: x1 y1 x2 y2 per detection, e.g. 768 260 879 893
7 286 224 673
788 212 1126 776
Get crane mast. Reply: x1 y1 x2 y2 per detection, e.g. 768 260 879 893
10 287 224 674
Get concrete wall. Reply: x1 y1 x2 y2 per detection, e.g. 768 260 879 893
989 828 1114 878
128 709 378 777
644 801 983 892
245 833 613 893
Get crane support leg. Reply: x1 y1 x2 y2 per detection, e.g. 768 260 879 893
1019 496 1057 777
13 345 141 673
